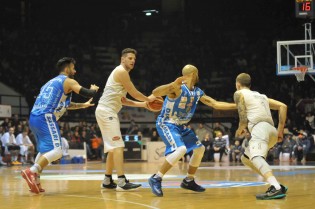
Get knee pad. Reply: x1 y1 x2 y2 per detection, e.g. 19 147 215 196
166 146 187 166
43 147 63 164
251 156 271 175
189 146 205 167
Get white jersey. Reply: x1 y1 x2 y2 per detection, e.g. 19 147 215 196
239 89 274 132
97 65 127 113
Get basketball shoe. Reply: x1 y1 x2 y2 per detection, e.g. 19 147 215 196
280 184 288 194
256 185 286 200
34 174 45 192
21 168 40 194
101 177 117 189
148 174 163 197
116 178 141 191
180 178 205 192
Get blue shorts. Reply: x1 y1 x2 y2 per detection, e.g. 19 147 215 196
29 113 61 153
156 122 202 156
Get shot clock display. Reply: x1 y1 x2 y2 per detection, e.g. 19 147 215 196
296 0 315 19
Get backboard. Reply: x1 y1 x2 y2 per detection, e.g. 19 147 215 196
277 39 315 78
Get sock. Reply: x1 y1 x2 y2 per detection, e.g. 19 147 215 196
118 175 126 187
30 163 41 174
154 171 164 179
185 173 194 182
267 176 281 190
103 174 112 185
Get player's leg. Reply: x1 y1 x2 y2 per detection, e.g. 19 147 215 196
148 123 186 196
96 108 140 191
21 114 63 194
180 128 205 192
249 122 286 200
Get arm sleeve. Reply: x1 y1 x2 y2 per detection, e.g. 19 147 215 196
79 87 97 98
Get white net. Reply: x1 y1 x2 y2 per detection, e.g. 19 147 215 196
293 66 308 82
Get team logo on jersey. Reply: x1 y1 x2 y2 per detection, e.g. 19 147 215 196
180 97 187 102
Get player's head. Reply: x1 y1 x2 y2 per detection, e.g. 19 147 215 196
236 73 251 90
57 57 76 79
121 48 137 71
182 64 199 85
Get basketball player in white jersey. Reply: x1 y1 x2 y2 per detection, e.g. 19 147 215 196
96 48 156 191
148 64 236 197
234 73 288 200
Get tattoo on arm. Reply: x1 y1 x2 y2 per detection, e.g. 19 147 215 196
234 92 248 124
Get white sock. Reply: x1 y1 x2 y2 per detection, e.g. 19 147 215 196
267 176 281 190
185 173 194 181
118 176 126 187
103 175 112 185
30 164 41 174
154 171 164 178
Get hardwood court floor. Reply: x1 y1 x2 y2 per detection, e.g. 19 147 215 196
1 161 315 209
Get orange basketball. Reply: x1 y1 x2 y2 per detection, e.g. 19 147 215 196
146 96 164 112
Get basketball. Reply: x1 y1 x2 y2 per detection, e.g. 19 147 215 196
146 96 164 112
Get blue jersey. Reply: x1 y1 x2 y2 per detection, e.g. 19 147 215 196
157 84 204 125
31 75 72 120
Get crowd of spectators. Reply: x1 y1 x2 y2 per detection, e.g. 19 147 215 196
1 1 315 164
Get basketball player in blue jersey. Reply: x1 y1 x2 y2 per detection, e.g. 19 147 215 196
234 73 287 200
21 57 99 194
148 64 236 197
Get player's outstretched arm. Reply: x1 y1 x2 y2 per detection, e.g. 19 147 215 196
152 76 186 98
121 97 146 108
68 98 95 110
115 68 155 102
200 95 236 110
268 98 287 141
234 91 248 137
64 78 99 98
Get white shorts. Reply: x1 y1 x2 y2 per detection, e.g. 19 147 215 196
244 122 277 160
95 106 124 153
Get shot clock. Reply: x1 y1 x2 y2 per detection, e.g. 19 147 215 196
295 0 315 19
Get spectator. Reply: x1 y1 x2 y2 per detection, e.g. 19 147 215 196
213 122 224 138
70 131 82 149
0 127 21 165
195 123 210 141
150 130 160 141
91 134 103 160
293 131 311 162
16 129 35 164
212 131 228 162
81 130 93 160
231 140 243 162
241 129 250 152
201 133 213 162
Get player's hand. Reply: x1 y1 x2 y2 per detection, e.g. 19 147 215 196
278 131 284 142
90 84 99 91
82 98 95 108
235 128 244 138
148 94 156 102
121 97 127 104
174 75 188 85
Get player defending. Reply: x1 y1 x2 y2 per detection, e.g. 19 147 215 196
148 64 236 197
95 48 155 191
234 73 288 200
21 57 99 194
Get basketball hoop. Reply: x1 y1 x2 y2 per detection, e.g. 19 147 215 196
292 66 308 82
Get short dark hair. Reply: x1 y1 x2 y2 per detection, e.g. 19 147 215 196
121 48 137 57
236 73 251 88
56 57 76 72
